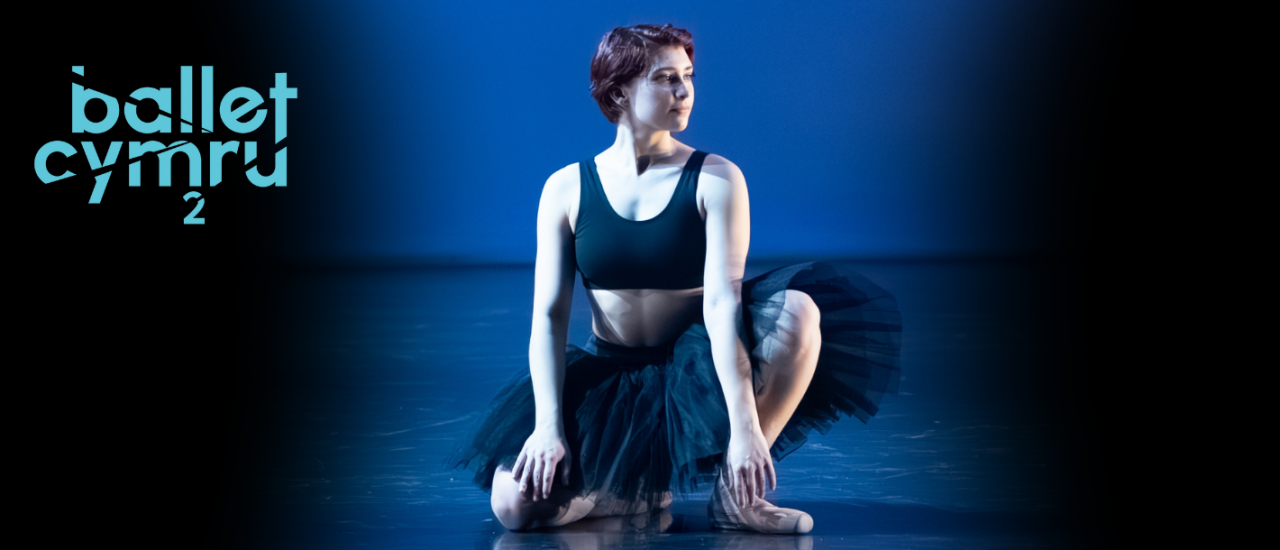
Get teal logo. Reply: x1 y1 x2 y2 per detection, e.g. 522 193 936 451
35 66 296 225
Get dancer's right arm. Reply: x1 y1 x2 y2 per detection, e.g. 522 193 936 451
512 167 577 502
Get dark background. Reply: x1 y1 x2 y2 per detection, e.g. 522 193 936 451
17 1 1123 546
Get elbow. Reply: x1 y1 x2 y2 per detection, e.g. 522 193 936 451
548 307 570 328
531 306 570 332
702 288 741 319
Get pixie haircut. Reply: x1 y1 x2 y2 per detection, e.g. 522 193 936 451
590 24 694 124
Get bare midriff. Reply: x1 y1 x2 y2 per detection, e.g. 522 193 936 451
586 287 704 347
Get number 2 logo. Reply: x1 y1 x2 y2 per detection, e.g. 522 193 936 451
183 192 205 225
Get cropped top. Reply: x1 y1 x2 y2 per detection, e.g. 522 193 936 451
574 151 709 290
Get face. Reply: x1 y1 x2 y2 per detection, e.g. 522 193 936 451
619 45 694 132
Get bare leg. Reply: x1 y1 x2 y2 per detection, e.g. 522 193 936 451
491 465 596 531
491 465 673 529
752 289 822 448
710 289 821 534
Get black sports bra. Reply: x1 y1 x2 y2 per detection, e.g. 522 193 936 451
574 151 708 290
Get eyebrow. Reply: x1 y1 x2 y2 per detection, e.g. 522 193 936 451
650 65 694 75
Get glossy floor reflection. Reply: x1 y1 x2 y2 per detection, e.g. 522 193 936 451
235 259 1089 549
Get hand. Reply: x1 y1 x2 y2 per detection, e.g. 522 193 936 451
724 427 777 508
511 425 571 502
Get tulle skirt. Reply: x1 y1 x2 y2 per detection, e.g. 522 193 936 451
449 261 901 508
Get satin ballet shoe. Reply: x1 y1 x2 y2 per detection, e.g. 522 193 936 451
551 494 598 526
585 491 673 518
708 467 813 534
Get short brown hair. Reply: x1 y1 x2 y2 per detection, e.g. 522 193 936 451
590 24 695 124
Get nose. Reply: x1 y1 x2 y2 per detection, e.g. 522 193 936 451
673 80 690 100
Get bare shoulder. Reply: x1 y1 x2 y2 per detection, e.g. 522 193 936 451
698 154 748 212
543 163 581 198
700 153 746 187
540 162 583 230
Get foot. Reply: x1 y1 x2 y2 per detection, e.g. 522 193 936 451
585 491 673 518
548 494 598 527
708 467 813 534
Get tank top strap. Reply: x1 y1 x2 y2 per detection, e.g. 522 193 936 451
579 157 605 210
677 150 709 208
683 150 709 180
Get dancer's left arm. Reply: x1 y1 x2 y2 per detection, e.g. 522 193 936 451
701 155 774 508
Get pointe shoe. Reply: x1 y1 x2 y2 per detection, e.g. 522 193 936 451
548 494 597 527
585 491 673 518
708 467 813 534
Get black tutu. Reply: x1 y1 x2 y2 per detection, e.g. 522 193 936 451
449 261 901 508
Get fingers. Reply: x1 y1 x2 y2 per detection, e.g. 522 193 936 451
561 452 572 486
532 456 545 501
511 450 527 481
752 463 762 501
736 466 752 507
753 464 764 502
541 456 557 500
729 460 776 507
520 453 537 497
749 469 758 505
737 465 747 503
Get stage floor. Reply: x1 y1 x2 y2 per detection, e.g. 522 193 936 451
233 259 1089 549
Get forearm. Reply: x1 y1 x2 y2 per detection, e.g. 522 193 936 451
528 313 568 431
704 296 759 439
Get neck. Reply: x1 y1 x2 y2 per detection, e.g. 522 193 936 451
605 120 679 176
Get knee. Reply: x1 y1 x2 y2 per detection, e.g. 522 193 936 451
753 290 821 372
778 290 821 351
491 469 535 531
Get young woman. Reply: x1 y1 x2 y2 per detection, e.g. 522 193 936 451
452 24 901 534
